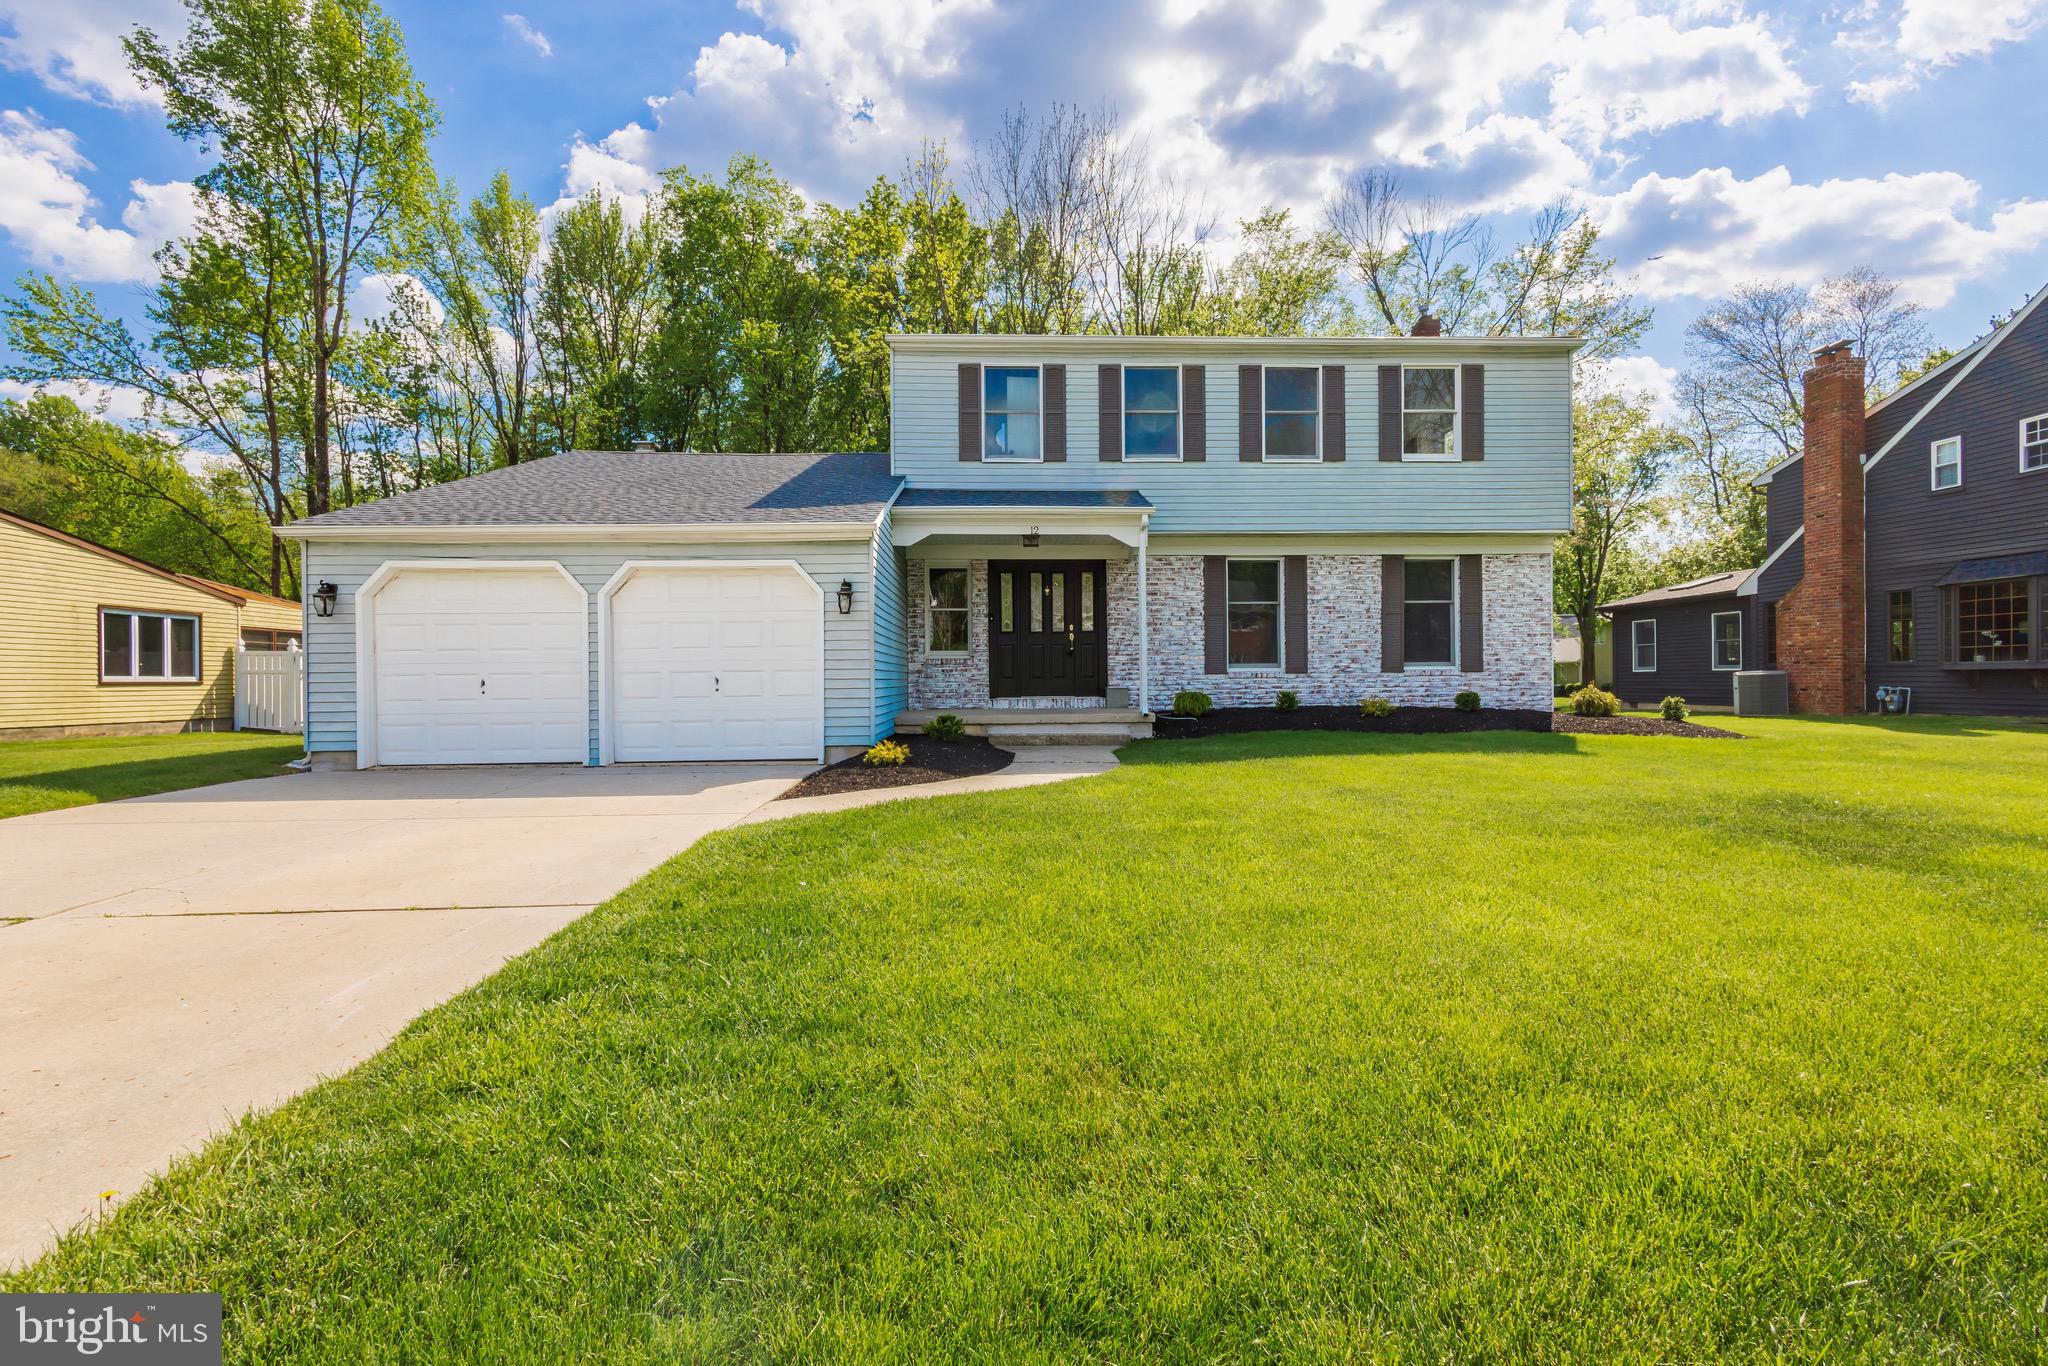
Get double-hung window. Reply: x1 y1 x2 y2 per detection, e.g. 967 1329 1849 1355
1930 435 1961 490
1226 559 1281 669
1402 559 1457 667
1262 367 1319 461
926 567 969 654
1631 619 1657 672
1124 366 1180 460
1710 610 1741 671
1403 367 1458 459
2023 414 2048 473
1954 578 2030 662
1887 590 1915 662
983 366 1041 460
101 609 200 682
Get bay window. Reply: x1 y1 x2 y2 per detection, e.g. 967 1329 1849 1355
1954 578 2030 662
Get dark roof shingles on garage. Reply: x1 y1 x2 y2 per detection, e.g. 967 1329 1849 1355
290 450 902 529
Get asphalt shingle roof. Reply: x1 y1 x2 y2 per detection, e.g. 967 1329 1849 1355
893 486 1152 509
1598 568 1757 612
290 451 900 529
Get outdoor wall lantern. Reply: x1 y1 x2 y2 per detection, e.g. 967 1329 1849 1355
312 581 339 618
837 579 854 615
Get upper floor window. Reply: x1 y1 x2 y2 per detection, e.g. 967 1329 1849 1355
1262 366 1319 461
1955 578 2030 663
2023 414 2048 473
1930 435 1961 490
1710 610 1741 671
1226 558 1281 668
983 366 1041 461
927 567 968 654
1124 366 1180 460
1403 366 1458 459
1403 558 1457 667
1887 590 1914 662
102 609 199 682
1631 619 1657 672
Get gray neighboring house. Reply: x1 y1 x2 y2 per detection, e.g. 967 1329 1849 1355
1600 571 1756 709
281 330 1579 768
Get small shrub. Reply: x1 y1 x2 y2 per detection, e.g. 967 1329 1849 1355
1454 690 1482 712
862 739 911 767
1568 685 1621 717
1275 690 1300 712
1359 696 1394 718
925 712 967 741
1173 690 1214 718
1660 696 1690 722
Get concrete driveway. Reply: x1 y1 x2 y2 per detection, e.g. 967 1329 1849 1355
0 761 809 1268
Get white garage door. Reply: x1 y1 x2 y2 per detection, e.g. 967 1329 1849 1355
609 566 822 761
371 567 588 766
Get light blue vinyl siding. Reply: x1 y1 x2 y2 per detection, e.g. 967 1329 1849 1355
301 537 879 761
889 344 1573 534
869 506 906 738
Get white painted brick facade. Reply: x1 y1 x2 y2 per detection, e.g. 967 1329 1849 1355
905 552 1553 712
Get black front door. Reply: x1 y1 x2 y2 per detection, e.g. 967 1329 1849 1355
988 561 1107 698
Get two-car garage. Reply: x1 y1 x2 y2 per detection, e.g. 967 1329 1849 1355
359 560 825 768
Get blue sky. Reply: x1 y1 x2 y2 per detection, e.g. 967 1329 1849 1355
3 0 2045 419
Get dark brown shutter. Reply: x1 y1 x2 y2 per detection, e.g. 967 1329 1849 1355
1238 365 1261 462
1459 554 1484 671
1460 363 1484 461
1183 365 1206 461
1043 364 1066 462
1321 365 1345 461
1284 555 1308 674
1381 555 1405 672
1097 363 1121 462
1377 365 1401 461
958 362 981 462
1203 556 1228 673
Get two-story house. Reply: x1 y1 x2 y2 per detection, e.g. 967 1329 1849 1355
279 331 1577 767
1730 280 2048 717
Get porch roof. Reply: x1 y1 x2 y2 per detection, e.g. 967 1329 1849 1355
894 487 1152 510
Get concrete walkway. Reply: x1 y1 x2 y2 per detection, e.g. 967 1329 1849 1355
0 762 806 1268
743 744 1120 824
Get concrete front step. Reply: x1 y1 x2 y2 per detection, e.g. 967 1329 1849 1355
983 722 1152 745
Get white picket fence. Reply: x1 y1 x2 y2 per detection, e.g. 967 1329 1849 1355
235 641 305 734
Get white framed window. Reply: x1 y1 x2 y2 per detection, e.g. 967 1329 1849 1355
983 365 1041 461
926 566 969 655
1124 365 1181 460
1710 610 1742 671
100 609 200 682
2022 414 2048 473
1402 558 1457 667
1262 366 1320 461
1226 558 1282 669
1402 366 1459 460
1631 619 1657 672
1930 435 1961 490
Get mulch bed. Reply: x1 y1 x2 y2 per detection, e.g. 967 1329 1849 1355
777 733 1013 800
1153 705 1552 738
1551 713 1746 738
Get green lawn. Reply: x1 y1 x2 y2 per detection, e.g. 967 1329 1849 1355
0 732 302 819
8 718 2046 1359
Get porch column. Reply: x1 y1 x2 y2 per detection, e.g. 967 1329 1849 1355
1137 525 1149 714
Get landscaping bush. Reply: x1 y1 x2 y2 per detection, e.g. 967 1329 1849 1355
1359 696 1395 718
862 739 911 767
1173 690 1214 718
1660 696 1691 722
1454 690 1482 712
1568 685 1621 717
1275 690 1300 712
925 713 967 741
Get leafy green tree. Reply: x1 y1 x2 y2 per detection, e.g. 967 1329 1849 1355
1210 208 1349 337
1555 392 1673 687
536 192 662 451
415 171 543 466
899 143 988 336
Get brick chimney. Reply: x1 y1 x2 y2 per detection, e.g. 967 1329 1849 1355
1777 340 1866 714
1410 313 1442 337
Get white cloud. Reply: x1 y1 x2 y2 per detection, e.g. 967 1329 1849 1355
351 272 441 329
1592 165 2048 306
0 109 197 281
0 0 185 106
1584 354 1679 421
1846 0 2046 105
1550 8 1810 142
0 376 151 425
502 13 553 58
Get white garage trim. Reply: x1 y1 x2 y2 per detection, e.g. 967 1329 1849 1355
354 560 590 770
597 560 826 766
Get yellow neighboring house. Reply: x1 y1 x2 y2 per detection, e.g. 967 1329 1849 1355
1 508 304 740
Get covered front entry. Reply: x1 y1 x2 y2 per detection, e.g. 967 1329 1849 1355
988 560 1107 698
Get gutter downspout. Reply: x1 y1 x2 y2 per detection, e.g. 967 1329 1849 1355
1138 513 1150 715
